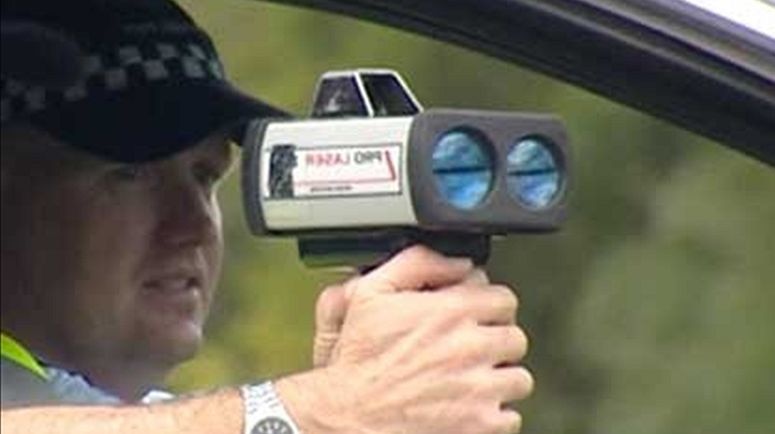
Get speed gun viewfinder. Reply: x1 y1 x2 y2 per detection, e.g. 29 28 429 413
241 69 570 267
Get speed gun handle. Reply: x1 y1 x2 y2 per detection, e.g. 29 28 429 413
297 231 490 271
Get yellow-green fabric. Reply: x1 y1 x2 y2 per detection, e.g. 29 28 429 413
0 333 48 380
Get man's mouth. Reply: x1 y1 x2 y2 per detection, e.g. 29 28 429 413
140 271 206 314
139 271 207 334
142 276 200 293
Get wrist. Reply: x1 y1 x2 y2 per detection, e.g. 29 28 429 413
273 368 354 434
242 381 303 434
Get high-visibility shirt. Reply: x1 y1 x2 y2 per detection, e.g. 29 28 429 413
1 332 175 406
1 332 119 406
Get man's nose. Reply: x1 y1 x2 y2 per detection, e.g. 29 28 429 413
156 179 219 248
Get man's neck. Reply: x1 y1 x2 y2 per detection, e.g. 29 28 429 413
73 361 167 402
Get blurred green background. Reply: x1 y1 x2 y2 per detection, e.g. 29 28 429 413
172 1 775 433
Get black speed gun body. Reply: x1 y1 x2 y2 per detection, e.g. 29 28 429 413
241 69 570 267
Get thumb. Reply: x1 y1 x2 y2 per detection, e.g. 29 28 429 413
360 244 474 294
313 283 349 367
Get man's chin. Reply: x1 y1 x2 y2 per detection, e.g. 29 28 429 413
138 321 205 367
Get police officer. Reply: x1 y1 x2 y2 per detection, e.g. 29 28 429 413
0 0 533 433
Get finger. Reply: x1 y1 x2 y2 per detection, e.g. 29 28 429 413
492 365 535 402
447 285 518 325
313 284 349 367
461 267 490 285
493 409 523 434
480 325 529 365
361 244 473 294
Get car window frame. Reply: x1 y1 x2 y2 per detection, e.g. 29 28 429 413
260 0 775 165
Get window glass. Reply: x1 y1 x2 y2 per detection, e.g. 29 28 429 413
311 77 368 118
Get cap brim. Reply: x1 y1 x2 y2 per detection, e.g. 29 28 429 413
31 80 290 163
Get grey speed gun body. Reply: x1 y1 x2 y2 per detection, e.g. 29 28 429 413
241 69 570 267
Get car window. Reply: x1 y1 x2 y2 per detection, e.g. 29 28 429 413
680 0 775 38
175 2 775 434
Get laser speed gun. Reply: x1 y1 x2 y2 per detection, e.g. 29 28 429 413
241 69 570 267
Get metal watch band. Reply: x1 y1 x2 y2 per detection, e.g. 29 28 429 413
241 381 303 434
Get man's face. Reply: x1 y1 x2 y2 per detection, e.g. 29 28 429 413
1 128 233 372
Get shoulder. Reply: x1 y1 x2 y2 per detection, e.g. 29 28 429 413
1 358 120 407
1 357 58 407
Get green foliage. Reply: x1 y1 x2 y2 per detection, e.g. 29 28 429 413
570 151 775 434
171 1 775 433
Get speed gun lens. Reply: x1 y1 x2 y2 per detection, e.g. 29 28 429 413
507 137 562 210
431 130 494 210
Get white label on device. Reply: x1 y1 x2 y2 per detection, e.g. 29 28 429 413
288 144 401 198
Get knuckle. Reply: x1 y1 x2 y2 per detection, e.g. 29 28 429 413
501 410 523 434
315 285 340 315
514 326 528 347
441 290 470 318
505 366 535 401
493 285 519 312
470 407 499 434
476 408 521 434
511 327 529 359
502 366 535 402
404 243 440 263
492 326 528 362
461 320 488 353
448 322 486 367
511 292 520 313
338 276 363 301
469 268 490 284
317 283 341 301
517 367 536 398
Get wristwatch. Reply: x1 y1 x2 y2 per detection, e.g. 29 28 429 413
241 381 303 434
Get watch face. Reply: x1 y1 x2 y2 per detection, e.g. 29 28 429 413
251 417 294 434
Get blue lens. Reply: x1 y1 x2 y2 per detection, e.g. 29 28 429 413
507 138 561 210
432 130 493 210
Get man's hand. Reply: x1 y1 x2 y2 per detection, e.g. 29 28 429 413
283 245 533 434
312 251 501 368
